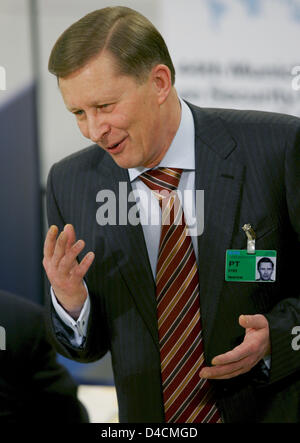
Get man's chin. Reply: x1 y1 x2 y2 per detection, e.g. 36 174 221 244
108 153 140 169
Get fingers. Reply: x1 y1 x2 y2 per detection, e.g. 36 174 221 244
52 224 78 267
211 342 251 366
43 224 94 278
44 224 75 263
63 223 76 252
43 225 58 259
59 239 86 274
199 314 271 380
200 364 248 380
199 344 263 379
239 314 268 330
71 251 95 281
52 230 69 267
209 316 269 367
199 348 260 379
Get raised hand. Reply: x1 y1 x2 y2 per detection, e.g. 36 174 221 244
43 224 95 319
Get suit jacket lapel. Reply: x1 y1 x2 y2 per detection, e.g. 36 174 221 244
96 156 158 350
189 104 245 357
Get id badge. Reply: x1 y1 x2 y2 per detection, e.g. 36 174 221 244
225 250 277 282
225 224 277 282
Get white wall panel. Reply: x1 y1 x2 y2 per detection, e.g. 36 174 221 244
0 0 32 105
160 0 300 117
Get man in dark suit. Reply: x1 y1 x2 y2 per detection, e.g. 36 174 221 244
0 290 89 423
43 6 300 422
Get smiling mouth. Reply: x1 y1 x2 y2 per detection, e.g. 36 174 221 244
107 137 127 150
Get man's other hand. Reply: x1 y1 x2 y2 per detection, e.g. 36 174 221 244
199 314 271 379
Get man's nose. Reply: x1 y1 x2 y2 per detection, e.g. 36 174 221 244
87 115 110 143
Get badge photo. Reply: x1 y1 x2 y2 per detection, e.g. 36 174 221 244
255 256 276 282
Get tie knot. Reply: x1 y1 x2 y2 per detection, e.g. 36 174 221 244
139 168 183 197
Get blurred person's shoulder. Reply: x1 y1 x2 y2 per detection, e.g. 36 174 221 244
0 290 46 356
0 290 43 323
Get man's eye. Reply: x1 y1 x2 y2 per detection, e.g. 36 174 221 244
74 110 84 116
98 103 113 110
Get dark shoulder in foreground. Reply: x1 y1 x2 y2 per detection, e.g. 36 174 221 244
0 290 43 322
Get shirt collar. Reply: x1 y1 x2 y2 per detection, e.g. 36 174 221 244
128 97 195 182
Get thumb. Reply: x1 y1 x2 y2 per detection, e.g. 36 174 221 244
239 314 268 330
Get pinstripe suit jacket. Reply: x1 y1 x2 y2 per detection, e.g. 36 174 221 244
45 102 300 422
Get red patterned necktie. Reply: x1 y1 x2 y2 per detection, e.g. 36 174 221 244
140 167 221 423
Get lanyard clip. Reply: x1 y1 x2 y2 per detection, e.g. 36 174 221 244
242 224 256 254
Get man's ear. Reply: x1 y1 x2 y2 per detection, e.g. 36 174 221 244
151 64 173 105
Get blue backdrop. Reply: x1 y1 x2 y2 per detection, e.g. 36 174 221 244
0 83 43 304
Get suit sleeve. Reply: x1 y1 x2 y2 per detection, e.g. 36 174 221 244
264 124 300 384
44 163 110 363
